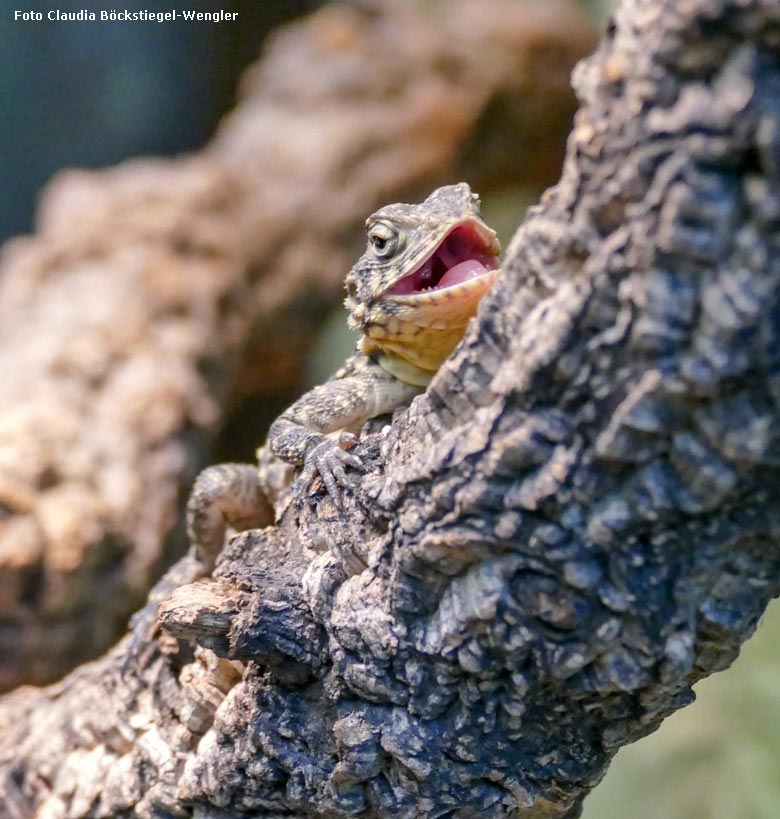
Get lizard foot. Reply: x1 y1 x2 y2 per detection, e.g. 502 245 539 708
294 434 363 510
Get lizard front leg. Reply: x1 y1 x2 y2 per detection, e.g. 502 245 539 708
268 357 420 508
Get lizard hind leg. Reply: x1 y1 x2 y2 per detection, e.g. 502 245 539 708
186 463 274 569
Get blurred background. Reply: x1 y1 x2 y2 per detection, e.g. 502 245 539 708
0 0 321 244
0 1 777 817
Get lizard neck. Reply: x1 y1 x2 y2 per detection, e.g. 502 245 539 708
367 348 433 387
359 327 464 387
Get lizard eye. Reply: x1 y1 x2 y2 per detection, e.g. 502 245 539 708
368 222 401 258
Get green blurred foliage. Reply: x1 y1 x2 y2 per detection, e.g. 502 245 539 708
579 0 618 25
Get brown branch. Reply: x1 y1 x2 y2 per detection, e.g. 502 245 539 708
0 0 589 692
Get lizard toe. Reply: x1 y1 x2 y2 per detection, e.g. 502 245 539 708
295 440 366 509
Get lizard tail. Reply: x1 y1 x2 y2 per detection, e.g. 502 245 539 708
186 463 274 569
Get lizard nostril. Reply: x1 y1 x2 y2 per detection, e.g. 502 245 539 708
351 304 366 323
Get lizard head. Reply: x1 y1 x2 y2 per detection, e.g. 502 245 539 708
345 183 501 378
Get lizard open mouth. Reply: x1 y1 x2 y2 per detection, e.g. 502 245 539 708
386 222 500 298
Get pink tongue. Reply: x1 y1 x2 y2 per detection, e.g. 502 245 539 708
437 259 489 289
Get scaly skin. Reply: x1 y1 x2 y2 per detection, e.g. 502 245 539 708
188 183 500 566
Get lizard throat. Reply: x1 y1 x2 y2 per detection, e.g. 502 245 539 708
361 265 500 382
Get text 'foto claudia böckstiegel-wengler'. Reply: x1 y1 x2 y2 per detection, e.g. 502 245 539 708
13 9 239 22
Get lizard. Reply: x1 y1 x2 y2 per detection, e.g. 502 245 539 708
187 183 501 568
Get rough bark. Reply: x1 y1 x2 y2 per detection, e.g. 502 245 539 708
2 0 780 816
0 0 590 691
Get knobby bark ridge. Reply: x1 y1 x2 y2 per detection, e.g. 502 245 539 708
3 0 780 817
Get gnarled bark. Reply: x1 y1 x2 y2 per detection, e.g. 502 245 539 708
2 0 780 816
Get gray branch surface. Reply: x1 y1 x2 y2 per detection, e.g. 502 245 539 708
3 0 780 817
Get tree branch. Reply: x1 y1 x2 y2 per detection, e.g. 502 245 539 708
3 0 780 816
0 0 589 692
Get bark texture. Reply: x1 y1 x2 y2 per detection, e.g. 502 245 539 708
0 0 589 691
2 0 780 816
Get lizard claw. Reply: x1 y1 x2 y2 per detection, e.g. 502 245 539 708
337 431 360 450
294 438 364 510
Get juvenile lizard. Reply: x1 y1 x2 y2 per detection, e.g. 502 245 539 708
187 183 500 567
